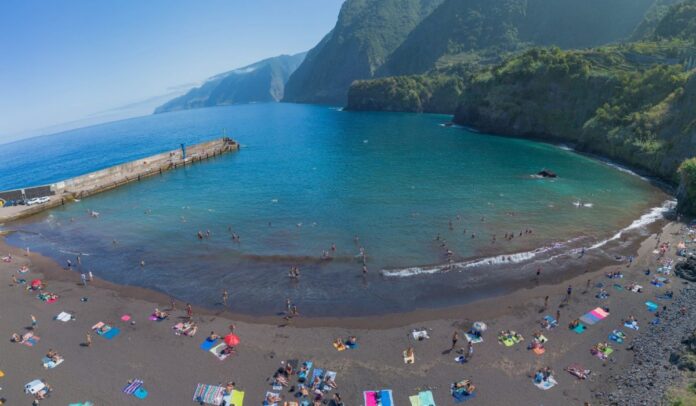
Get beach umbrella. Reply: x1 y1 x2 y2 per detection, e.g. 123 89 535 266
472 321 487 333
30 279 42 288
224 333 240 346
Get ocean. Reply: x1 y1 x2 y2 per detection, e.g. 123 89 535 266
0 103 669 316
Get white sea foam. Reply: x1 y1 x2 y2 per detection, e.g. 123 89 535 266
587 200 675 250
383 200 673 278
602 161 648 181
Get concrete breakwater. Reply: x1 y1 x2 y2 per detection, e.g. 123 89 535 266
0 137 239 223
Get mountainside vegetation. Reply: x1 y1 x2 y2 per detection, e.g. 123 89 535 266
155 53 305 114
282 0 443 104
347 0 696 214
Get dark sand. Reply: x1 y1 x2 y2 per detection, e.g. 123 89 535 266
0 221 685 405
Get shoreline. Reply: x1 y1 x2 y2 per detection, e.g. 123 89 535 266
0 217 689 405
0 212 670 329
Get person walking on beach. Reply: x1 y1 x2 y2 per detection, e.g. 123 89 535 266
585 279 591 293
80 273 87 287
536 267 541 283
543 296 549 311
450 331 459 351
30 314 37 330
88 271 94 282
170 299 176 311
465 341 473 361
186 303 193 320
85 332 92 347
222 289 229 307
556 309 561 323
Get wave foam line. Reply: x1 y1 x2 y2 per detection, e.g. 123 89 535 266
587 200 675 250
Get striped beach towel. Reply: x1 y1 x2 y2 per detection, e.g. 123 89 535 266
193 383 225 404
579 307 609 326
123 379 143 395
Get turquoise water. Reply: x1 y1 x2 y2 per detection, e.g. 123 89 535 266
2 103 666 315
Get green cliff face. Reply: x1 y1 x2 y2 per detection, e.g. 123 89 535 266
154 53 306 114
282 0 443 105
381 0 656 77
679 158 696 215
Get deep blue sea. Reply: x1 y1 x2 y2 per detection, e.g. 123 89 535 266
0 103 668 316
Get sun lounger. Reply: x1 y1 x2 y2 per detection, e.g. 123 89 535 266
42 356 64 369
364 390 393 406
55 311 73 322
533 376 557 390
193 383 225 405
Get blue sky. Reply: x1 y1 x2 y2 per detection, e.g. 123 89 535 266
0 0 343 142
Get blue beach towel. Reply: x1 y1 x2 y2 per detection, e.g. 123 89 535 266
419 390 436 406
452 391 476 403
645 301 658 312
572 323 587 334
200 338 218 351
134 387 148 399
102 327 120 340
298 361 313 381
311 368 325 382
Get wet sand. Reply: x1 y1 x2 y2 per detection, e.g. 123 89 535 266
0 221 686 405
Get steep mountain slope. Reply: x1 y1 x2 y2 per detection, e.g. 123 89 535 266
154 53 305 114
282 0 443 105
381 0 657 76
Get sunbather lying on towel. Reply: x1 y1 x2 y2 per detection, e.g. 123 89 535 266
565 364 590 379
34 383 53 400
596 288 609 299
265 392 282 404
46 349 63 363
569 319 582 330
498 330 523 343
452 379 476 395
153 308 168 320
181 321 198 336
11 332 24 343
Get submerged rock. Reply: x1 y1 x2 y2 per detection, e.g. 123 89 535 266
537 169 557 178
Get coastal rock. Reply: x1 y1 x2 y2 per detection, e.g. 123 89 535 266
676 257 696 281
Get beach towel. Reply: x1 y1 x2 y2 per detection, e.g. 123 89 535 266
264 391 280 406
532 347 545 355
412 329 430 341
613 284 624 291
630 285 643 293
624 321 640 330
451 389 476 403
42 356 64 369
55 311 73 322
200 338 219 351
364 390 393 406
210 343 231 361
534 376 558 390
609 330 626 344
24 379 45 394
410 395 422 406
345 341 358 349
311 367 325 382
121 314 131 322
134 387 148 399
298 361 313 381
102 327 120 340
543 315 558 329
193 383 225 405
454 355 467 364
68 403 94 406
572 323 587 334
222 389 245 406
464 333 483 344
646 301 659 312
22 334 40 347
499 336 515 347
123 379 144 395
419 390 435 406
580 308 609 325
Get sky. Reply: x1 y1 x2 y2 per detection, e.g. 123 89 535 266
0 0 344 143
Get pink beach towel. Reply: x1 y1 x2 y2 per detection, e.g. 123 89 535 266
590 308 609 319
